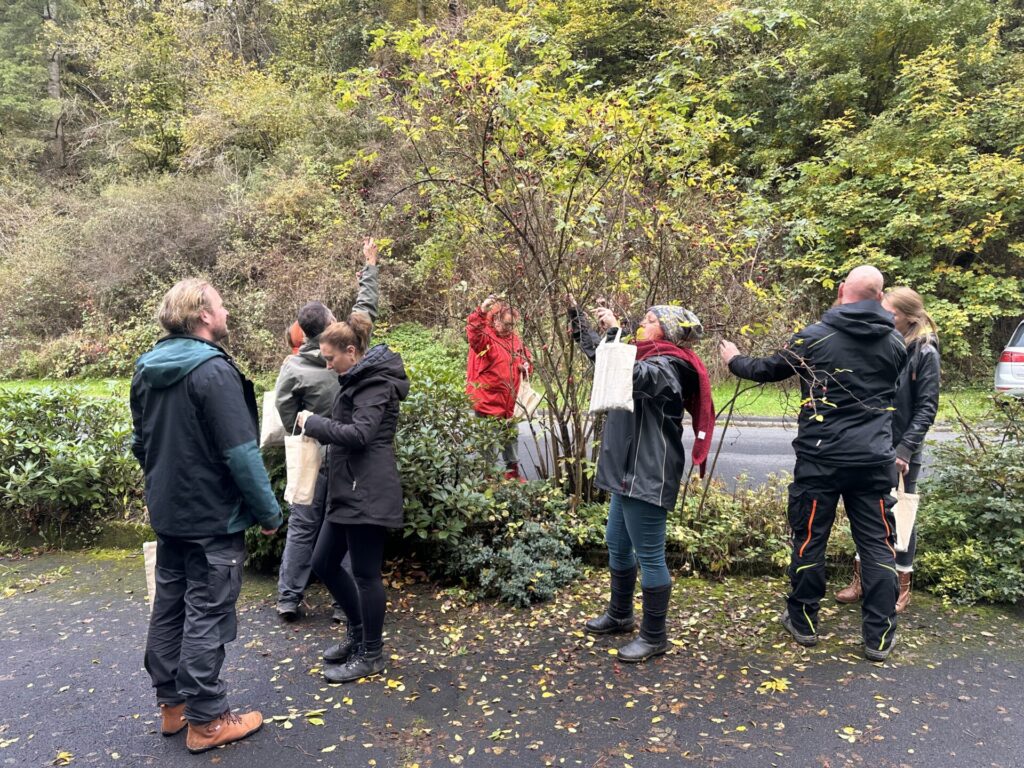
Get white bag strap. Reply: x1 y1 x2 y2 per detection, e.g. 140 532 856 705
897 471 905 496
598 328 622 346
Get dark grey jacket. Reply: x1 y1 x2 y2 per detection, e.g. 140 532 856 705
570 310 698 511
892 336 940 463
274 264 380 433
302 345 410 528
728 300 907 467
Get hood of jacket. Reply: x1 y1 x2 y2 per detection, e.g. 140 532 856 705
297 336 329 368
134 335 224 390
821 299 896 339
340 344 410 400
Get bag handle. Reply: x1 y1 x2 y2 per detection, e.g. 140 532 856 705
897 471 905 496
598 327 623 346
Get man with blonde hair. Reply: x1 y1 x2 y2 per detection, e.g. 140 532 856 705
719 265 907 662
131 278 282 753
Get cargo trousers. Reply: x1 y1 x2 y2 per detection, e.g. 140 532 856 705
786 459 899 654
144 532 245 724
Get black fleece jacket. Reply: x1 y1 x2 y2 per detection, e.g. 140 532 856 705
728 300 908 467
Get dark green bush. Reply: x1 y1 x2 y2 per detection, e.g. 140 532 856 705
438 482 581 607
0 388 144 545
561 474 792 575
917 398 1024 603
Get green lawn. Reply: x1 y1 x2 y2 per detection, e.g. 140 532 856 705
0 378 130 398
0 377 1000 423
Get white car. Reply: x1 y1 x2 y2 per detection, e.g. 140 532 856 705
995 319 1024 396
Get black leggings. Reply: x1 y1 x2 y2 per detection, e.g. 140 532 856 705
312 522 388 656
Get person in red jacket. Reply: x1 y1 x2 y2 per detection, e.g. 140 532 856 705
466 295 532 480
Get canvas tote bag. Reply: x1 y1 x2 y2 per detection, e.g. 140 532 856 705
283 422 322 505
514 379 544 420
143 540 157 613
259 390 286 449
588 329 637 414
893 472 920 553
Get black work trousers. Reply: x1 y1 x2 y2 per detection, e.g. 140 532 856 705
144 532 245 724
786 459 899 653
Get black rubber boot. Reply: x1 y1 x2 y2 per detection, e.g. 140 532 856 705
617 584 671 663
323 623 362 664
585 566 637 635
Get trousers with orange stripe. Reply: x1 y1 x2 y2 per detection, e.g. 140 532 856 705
786 459 899 653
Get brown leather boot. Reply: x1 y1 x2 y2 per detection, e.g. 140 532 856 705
186 710 263 754
835 560 862 604
895 571 912 614
160 702 186 736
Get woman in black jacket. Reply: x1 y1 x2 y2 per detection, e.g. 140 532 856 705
570 300 714 663
836 287 939 613
298 312 410 682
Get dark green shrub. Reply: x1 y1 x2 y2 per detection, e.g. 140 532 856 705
0 388 144 545
438 482 581 607
243 446 290 571
917 398 1024 603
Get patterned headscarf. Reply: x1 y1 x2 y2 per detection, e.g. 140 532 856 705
648 305 703 345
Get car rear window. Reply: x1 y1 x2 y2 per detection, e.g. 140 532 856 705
1010 321 1024 348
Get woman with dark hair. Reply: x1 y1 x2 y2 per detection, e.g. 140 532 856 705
836 287 939 613
297 312 410 682
570 301 714 662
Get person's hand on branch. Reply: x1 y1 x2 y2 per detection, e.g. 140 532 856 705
363 236 379 266
595 307 619 333
481 294 498 313
719 339 740 365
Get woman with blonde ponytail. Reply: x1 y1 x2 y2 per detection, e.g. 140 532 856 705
836 287 940 613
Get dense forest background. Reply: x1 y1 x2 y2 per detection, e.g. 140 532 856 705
2 0 1022 381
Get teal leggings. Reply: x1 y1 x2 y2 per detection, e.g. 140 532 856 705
606 493 670 588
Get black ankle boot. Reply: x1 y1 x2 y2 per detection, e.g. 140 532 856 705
617 583 671 663
323 623 362 664
323 647 385 683
585 566 637 635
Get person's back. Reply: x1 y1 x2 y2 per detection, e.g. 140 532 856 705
783 300 908 466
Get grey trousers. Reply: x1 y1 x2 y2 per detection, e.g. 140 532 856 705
144 532 245 724
277 499 324 607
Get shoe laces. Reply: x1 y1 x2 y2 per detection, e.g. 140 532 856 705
220 709 243 726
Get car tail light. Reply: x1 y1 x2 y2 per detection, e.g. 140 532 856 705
1000 351 1024 363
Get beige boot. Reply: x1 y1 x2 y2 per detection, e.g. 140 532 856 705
186 710 263 754
159 702 186 736
895 571 912 614
835 560 862 604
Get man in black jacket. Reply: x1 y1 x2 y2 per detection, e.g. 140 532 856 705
131 279 283 753
719 266 907 662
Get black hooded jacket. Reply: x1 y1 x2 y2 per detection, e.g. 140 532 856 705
728 300 908 467
302 344 410 528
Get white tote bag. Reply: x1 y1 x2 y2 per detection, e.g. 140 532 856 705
259 390 286 449
893 472 920 553
143 540 157 613
283 430 322 505
514 379 544 420
588 329 637 414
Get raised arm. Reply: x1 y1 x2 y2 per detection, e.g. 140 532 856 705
351 237 380 322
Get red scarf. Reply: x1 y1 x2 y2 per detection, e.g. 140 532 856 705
635 339 715 477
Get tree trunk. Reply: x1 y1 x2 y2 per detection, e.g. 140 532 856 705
42 0 65 168
417 0 427 23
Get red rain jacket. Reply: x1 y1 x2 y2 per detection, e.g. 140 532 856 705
465 307 532 418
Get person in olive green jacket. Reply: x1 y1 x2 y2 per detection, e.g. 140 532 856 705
273 237 380 620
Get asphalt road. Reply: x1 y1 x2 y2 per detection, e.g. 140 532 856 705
518 420 958 490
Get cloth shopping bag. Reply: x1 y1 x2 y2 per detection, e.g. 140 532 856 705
893 472 920 553
143 540 157 613
259 390 286 449
284 428 322 505
514 379 544 420
588 329 636 413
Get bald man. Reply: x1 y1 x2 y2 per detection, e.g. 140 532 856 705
719 265 907 662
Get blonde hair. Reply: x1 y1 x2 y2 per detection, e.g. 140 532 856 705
885 286 938 346
157 279 214 335
320 311 373 354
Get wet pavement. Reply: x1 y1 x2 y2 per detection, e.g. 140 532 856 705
1 550 1022 767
